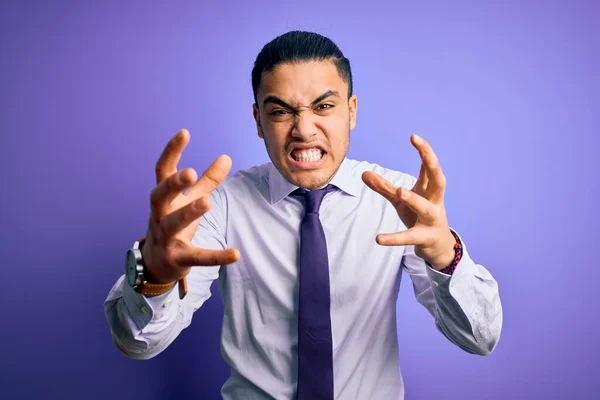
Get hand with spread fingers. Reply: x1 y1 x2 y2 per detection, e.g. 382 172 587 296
141 128 241 285
362 134 457 270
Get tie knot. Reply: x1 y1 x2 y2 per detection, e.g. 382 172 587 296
294 184 334 214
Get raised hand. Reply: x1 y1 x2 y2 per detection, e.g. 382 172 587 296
362 134 456 270
142 129 240 284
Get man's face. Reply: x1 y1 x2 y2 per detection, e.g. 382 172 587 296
253 60 357 190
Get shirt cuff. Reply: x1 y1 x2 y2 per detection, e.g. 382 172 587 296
425 229 473 297
121 278 180 330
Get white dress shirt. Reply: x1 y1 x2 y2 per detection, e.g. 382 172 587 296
104 157 503 399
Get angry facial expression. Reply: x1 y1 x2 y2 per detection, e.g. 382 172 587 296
253 60 357 190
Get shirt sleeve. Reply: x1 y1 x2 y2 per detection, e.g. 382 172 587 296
401 229 503 355
103 185 229 360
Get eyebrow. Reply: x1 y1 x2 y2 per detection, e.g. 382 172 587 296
262 90 340 109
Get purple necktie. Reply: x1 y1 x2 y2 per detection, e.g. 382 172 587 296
295 185 335 400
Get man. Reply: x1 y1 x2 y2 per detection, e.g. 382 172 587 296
105 31 502 399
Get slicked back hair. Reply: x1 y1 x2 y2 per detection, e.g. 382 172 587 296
251 31 353 105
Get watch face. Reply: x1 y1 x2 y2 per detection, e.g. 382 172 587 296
125 250 137 287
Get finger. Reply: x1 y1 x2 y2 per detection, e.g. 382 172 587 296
413 163 428 195
410 134 446 203
160 195 210 238
397 187 436 223
186 154 233 198
172 247 241 267
155 129 191 184
150 168 199 218
376 226 428 247
361 171 400 206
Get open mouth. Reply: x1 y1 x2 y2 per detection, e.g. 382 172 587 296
288 147 327 169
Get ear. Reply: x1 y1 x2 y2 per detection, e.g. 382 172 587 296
348 94 358 130
253 103 263 138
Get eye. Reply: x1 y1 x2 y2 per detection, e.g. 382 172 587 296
269 109 290 116
317 104 334 110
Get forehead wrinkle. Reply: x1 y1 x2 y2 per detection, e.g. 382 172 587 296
264 90 339 110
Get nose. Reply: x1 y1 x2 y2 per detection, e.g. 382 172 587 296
290 111 318 140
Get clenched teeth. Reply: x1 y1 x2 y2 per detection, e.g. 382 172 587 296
291 148 323 162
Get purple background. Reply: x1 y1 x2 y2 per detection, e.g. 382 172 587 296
1 0 599 399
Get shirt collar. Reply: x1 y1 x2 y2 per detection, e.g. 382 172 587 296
268 157 361 205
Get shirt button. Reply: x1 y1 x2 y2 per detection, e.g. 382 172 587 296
163 301 171 308
141 306 149 314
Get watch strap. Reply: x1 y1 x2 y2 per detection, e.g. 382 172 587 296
135 281 177 297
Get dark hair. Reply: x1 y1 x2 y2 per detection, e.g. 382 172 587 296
251 30 353 105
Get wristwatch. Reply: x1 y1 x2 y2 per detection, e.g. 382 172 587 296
125 238 187 299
